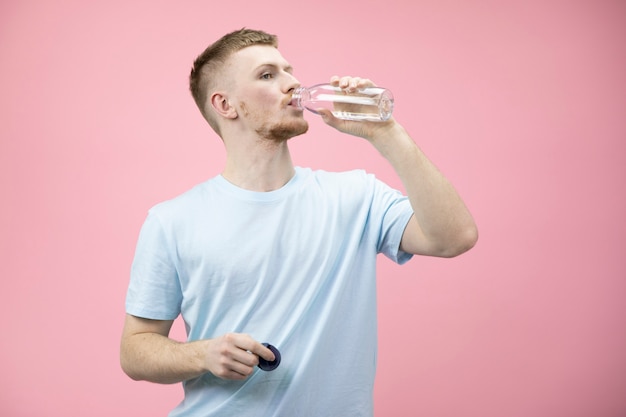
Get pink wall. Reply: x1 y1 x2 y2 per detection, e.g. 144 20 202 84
1 1 625 416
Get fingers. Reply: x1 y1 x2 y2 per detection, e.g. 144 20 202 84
251 342 276 363
330 75 375 92
317 108 340 127
206 333 275 380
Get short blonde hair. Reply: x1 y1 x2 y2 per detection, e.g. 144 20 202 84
189 28 278 136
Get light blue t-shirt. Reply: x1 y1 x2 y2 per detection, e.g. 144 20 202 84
126 167 414 417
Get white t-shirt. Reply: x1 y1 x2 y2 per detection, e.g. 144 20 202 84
126 167 414 417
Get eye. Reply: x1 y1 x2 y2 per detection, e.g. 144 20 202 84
260 72 273 80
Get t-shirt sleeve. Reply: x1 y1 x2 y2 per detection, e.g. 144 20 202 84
125 210 183 320
371 177 415 265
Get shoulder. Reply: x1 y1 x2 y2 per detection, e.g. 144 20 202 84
293 169 402 215
304 167 375 188
146 178 215 222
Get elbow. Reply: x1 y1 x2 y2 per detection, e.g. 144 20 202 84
121 367 142 382
120 344 145 382
121 361 145 382
120 356 140 381
439 225 479 258
453 225 479 257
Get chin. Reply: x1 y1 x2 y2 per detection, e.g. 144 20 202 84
260 119 309 142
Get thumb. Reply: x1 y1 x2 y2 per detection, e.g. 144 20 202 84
317 108 357 136
317 108 334 125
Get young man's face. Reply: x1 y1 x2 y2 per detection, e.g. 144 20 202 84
225 45 309 141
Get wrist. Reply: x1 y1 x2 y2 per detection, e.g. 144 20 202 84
370 122 416 158
194 340 212 374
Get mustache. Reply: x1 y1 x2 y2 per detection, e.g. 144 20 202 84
282 93 295 107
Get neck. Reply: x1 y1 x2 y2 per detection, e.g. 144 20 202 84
222 139 295 192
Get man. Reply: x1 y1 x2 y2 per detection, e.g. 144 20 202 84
121 28 477 416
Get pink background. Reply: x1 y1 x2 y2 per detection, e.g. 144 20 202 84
1 1 625 416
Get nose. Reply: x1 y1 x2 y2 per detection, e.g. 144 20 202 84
285 73 301 93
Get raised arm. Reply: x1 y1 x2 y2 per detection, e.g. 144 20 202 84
319 76 478 258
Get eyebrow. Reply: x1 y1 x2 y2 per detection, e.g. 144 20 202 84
254 62 294 73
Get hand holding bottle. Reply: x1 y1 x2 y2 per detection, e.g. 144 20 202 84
312 76 397 140
291 76 394 122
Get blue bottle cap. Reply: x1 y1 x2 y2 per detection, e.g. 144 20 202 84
258 343 281 371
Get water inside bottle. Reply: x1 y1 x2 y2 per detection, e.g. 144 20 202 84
291 85 394 122
309 92 393 121
331 111 385 122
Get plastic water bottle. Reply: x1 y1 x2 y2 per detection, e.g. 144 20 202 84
290 84 394 122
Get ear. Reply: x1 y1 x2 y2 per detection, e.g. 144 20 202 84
209 92 237 119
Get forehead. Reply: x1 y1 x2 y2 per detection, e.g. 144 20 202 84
228 45 290 72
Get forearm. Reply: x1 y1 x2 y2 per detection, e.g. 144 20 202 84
372 122 478 256
120 332 209 384
120 314 275 383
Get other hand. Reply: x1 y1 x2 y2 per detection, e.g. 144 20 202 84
205 333 275 380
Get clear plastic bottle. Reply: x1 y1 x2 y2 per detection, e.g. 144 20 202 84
290 84 394 122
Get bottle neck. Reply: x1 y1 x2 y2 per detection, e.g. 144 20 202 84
290 86 306 109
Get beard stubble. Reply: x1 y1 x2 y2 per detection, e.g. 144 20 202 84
240 101 309 143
